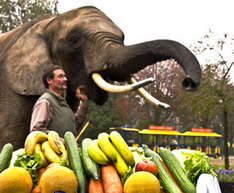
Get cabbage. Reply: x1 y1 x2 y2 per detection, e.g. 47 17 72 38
172 149 216 185
9 148 25 167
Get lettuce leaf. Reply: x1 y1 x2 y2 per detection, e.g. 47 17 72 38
183 151 216 185
14 151 43 186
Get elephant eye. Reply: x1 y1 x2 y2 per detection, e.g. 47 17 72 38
67 34 83 49
67 35 82 49
68 35 77 43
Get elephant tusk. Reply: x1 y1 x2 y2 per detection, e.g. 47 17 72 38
92 73 155 93
129 77 170 109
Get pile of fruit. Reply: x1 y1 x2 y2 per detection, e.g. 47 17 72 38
0 130 201 193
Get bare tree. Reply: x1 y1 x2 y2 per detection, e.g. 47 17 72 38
115 59 183 129
190 30 234 169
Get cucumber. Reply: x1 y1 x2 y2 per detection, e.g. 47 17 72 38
159 147 196 193
0 143 14 173
81 138 100 180
142 144 183 193
64 131 88 193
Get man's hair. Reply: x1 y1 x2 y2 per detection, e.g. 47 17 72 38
42 65 64 88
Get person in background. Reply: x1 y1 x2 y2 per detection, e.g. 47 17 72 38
30 65 88 138
171 138 178 150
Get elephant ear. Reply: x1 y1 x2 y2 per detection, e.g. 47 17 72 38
3 16 55 96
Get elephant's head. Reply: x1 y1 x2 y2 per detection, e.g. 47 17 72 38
4 6 201 109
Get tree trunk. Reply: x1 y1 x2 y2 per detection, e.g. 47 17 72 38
223 108 229 169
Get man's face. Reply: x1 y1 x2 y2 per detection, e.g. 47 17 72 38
48 69 67 94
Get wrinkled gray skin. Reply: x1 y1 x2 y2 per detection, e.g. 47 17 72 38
0 6 201 150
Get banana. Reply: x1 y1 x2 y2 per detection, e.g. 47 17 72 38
88 139 109 165
97 132 117 161
47 130 69 165
113 150 129 177
24 131 48 154
34 143 48 166
109 131 135 165
41 141 61 163
48 130 62 154
59 144 69 166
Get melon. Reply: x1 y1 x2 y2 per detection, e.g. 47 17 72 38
124 171 161 193
0 167 33 193
40 165 78 193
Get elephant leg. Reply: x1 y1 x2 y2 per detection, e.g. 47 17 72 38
0 89 37 150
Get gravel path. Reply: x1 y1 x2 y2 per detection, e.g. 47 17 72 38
210 156 234 166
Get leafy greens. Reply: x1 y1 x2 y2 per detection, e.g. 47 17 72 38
14 151 43 186
182 151 216 185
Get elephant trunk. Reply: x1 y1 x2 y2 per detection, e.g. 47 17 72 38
107 39 201 90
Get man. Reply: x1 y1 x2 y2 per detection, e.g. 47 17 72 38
30 65 88 137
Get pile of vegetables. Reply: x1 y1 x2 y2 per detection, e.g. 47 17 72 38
172 149 217 185
0 130 221 193
14 152 43 186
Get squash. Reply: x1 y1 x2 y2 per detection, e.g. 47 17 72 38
0 143 13 172
64 131 88 193
81 138 100 180
39 165 78 193
0 166 33 193
159 147 196 193
143 145 183 193
124 171 160 193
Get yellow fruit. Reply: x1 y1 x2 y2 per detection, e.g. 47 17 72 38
41 141 61 163
98 132 117 161
35 143 48 167
24 131 48 154
113 150 129 177
0 167 33 193
110 131 135 165
40 165 78 193
88 139 109 165
124 171 160 193
48 130 63 154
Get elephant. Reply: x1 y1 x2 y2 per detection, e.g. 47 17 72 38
0 6 201 150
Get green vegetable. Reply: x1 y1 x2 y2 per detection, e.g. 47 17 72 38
64 131 88 193
14 151 42 186
0 143 13 173
130 146 151 165
159 147 196 193
182 150 217 185
121 166 134 185
81 138 100 180
142 144 183 193
171 149 196 168
9 148 25 167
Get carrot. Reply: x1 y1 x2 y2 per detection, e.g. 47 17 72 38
38 167 47 180
88 178 104 193
31 184 41 193
101 165 123 193
31 167 46 193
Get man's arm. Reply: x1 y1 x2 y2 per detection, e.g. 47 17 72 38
30 99 52 134
74 101 88 131
74 86 88 131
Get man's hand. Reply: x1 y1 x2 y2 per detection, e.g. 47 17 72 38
76 85 88 103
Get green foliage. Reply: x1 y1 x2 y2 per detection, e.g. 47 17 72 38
214 167 234 182
14 151 43 187
183 151 217 185
0 0 58 33
82 94 125 139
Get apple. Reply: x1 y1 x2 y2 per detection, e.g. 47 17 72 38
135 160 158 175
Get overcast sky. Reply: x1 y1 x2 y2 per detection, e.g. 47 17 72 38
57 0 234 81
